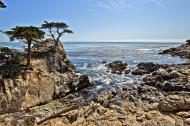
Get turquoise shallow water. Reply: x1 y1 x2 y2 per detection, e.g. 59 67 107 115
0 41 187 88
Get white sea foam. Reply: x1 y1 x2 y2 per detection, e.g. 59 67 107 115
136 48 151 51
103 78 112 85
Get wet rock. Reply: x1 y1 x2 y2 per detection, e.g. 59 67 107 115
101 60 107 64
141 65 190 92
76 75 94 91
159 48 177 55
160 40 190 59
106 61 128 74
131 62 160 75
186 40 190 45
162 81 189 92
131 69 147 75
153 69 180 80
124 69 131 74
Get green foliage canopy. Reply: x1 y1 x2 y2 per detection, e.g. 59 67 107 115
41 21 73 46
5 26 45 42
0 0 6 8
3 26 45 67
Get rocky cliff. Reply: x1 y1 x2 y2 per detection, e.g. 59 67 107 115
1 41 190 126
32 62 190 126
0 44 93 115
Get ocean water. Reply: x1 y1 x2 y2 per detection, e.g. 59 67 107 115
62 42 188 90
0 41 25 51
63 42 186 67
0 42 188 90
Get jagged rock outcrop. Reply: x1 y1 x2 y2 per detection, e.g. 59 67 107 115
0 61 189 126
1 41 190 126
159 40 190 59
131 62 160 75
0 45 93 115
106 61 130 74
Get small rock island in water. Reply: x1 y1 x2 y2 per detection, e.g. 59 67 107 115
1 1 190 126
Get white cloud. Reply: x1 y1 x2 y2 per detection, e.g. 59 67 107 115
89 0 163 9
145 0 163 6
89 0 128 9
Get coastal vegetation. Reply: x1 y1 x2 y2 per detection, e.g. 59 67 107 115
4 26 45 67
0 21 73 68
41 21 73 48
0 46 12 53
1 1 190 126
0 0 6 8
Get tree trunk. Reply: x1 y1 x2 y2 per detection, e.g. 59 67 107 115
55 40 59 47
26 40 31 67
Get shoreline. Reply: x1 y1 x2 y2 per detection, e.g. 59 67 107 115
0 40 190 125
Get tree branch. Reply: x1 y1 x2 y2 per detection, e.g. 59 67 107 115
49 27 57 42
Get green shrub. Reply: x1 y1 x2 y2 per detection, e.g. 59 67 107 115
0 47 12 53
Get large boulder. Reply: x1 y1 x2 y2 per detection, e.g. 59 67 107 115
132 62 160 75
106 61 129 74
186 39 190 45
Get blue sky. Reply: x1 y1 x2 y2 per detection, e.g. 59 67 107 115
0 0 190 42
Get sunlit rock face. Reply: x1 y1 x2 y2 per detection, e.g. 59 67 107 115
0 45 93 114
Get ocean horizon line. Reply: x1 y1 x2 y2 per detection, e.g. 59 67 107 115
0 40 186 44
63 41 184 43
